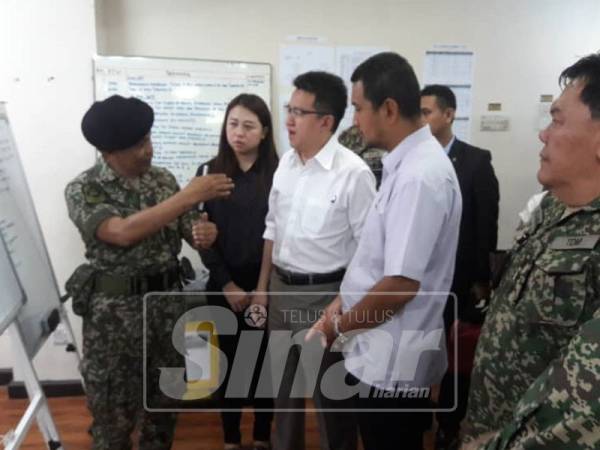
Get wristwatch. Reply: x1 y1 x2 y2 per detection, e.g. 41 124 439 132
332 313 349 345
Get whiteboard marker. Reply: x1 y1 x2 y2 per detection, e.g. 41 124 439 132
197 163 209 212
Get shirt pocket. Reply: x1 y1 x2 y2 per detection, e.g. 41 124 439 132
530 250 591 326
300 195 343 236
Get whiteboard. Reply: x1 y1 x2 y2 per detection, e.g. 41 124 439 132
0 231 24 336
0 104 62 356
93 55 272 186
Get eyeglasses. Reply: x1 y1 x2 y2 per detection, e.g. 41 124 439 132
284 104 331 118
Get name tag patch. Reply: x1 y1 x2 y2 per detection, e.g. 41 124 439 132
550 235 600 250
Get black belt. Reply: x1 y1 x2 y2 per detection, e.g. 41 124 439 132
94 269 180 296
274 266 345 286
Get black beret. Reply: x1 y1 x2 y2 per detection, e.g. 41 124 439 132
81 95 154 152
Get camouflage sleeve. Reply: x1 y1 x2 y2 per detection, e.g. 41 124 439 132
477 309 600 450
159 168 198 246
338 125 366 153
64 179 120 242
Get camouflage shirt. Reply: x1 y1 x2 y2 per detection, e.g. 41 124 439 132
464 194 600 449
65 158 196 275
338 125 385 188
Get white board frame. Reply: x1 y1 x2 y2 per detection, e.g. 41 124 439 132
0 231 25 336
0 103 65 356
92 55 272 186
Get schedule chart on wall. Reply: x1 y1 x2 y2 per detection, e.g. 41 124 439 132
93 56 272 186
277 44 386 152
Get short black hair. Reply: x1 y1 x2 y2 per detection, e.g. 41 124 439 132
421 85 457 111
293 71 347 132
351 52 421 120
560 52 600 119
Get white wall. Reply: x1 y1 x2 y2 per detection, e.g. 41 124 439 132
0 0 97 379
0 0 598 380
96 0 600 248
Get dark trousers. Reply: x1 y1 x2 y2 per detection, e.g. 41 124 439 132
435 371 471 435
214 324 273 444
438 293 480 438
207 277 273 445
219 399 272 444
349 374 432 450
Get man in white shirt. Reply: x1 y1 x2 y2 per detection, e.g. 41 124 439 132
254 71 376 450
309 52 462 450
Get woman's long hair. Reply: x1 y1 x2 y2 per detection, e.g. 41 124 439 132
209 93 278 193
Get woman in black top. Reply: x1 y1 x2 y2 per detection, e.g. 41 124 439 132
196 93 278 450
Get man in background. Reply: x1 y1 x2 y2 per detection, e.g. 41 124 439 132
462 53 600 450
420 85 499 450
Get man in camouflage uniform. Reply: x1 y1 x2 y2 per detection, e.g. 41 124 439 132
65 95 233 450
338 124 385 187
461 54 600 449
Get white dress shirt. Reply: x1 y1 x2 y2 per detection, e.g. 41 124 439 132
443 135 456 154
263 135 376 274
340 125 462 390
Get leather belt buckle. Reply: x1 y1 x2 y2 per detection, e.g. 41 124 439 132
275 266 345 286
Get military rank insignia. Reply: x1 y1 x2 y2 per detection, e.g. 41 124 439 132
82 183 106 204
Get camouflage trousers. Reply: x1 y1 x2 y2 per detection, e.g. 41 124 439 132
81 293 185 450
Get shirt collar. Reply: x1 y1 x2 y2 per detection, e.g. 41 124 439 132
313 135 337 170
545 192 600 212
564 195 600 214
98 157 150 187
585 196 600 212
292 134 337 171
140 167 154 185
542 193 600 226
443 135 456 154
383 125 433 174
98 157 119 182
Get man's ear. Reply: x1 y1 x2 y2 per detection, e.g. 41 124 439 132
444 108 456 124
594 132 600 162
382 98 400 122
591 119 600 160
321 114 335 133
